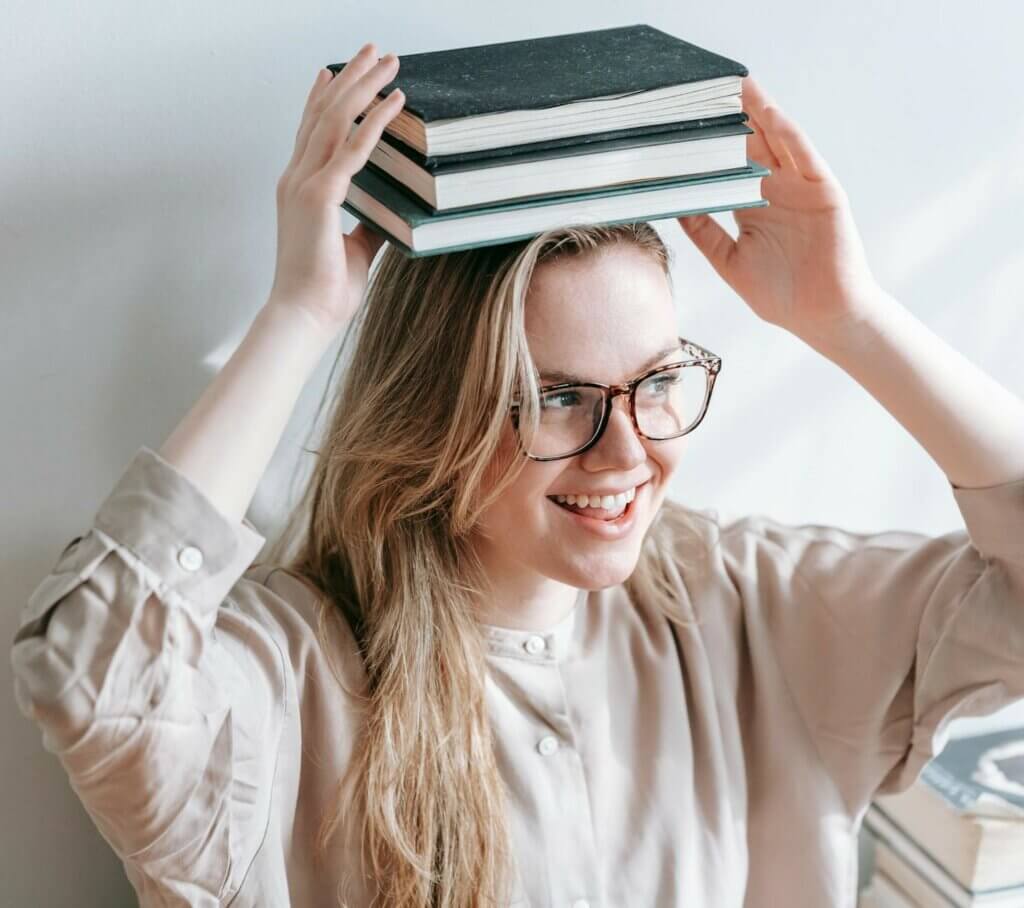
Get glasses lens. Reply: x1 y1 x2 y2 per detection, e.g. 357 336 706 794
522 385 605 458
635 365 709 439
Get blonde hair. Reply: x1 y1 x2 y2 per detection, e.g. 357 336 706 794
257 222 711 907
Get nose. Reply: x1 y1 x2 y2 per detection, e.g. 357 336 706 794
581 394 646 469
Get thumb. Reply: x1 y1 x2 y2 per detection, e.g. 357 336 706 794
678 213 736 280
347 221 387 267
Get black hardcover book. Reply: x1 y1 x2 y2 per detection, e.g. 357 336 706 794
327 24 749 157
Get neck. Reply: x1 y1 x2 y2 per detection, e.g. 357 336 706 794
473 563 582 632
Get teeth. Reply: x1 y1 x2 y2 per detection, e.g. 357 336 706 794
553 486 640 509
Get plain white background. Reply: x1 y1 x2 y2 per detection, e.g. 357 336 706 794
4 1 1023 904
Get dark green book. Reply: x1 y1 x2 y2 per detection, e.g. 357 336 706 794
342 159 770 258
328 23 748 157
367 120 754 212
366 114 752 170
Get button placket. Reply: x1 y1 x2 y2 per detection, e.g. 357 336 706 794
482 611 598 908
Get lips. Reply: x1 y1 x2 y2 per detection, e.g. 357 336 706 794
547 480 649 521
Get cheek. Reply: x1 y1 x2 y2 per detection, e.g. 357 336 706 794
476 431 564 529
649 436 688 480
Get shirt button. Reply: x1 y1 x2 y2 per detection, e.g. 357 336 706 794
177 545 204 572
524 635 546 655
537 735 559 756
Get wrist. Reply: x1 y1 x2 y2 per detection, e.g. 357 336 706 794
798 283 899 362
259 297 348 347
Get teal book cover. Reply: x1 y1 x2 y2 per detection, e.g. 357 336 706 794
342 160 770 258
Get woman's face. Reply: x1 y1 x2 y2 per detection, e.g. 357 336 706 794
474 241 690 595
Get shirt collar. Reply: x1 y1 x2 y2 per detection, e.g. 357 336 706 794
480 587 587 664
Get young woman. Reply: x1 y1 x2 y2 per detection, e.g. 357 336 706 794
12 41 1024 908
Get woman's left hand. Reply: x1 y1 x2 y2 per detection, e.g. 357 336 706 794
678 76 884 345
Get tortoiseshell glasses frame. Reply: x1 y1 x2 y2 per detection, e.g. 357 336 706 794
510 337 723 462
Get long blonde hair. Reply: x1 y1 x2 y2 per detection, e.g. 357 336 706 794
257 222 710 906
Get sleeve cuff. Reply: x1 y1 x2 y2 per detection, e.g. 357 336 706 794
949 473 1024 564
91 445 267 611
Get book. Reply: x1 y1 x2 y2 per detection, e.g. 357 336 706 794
864 871 923 908
327 23 748 157
870 727 1024 894
341 159 769 257
370 114 752 170
866 807 1024 906
364 120 754 211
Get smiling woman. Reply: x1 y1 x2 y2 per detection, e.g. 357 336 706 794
13 213 1024 908
472 237 704 619
11 49 1024 908
266 221 728 907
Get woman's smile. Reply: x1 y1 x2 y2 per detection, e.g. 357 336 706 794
545 479 651 539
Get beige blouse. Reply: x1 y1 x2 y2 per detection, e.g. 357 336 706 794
11 445 1024 907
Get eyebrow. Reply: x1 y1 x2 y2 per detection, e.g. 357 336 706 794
538 341 684 384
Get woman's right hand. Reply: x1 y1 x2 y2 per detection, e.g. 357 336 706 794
267 42 405 334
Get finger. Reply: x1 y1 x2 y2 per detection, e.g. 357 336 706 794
342 88 405 166
758 99 835 184
319 43 386 115
741 77 788 171
297 53 400 183
744 104 781 172
285 69 332 172
347 221 387 270
290 43 380 171
678 213 737 281
317 88 405 198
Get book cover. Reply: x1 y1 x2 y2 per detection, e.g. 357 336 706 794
922 728 1024 819
327 23 748 122
342 159 769 257
352 158 767 221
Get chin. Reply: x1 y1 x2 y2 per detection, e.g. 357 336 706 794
552 546 643 591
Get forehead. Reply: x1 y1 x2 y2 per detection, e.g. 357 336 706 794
524 243 678 383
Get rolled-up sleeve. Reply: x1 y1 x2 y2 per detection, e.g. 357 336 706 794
717 474 1024 815
10 446 284 907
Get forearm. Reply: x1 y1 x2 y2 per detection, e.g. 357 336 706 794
158 300 340 524
802 287 1024 490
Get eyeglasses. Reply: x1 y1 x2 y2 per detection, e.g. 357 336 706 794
510 337 722 462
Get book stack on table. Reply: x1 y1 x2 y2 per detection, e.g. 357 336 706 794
859 727 1024 907
328 24 770 257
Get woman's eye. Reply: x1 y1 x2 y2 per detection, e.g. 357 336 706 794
541 390 583 409
649 374 681 393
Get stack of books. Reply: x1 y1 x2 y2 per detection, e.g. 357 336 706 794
859 727 1024 907
327 24 769 257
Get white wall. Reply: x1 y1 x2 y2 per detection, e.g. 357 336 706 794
3 1 1023 903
